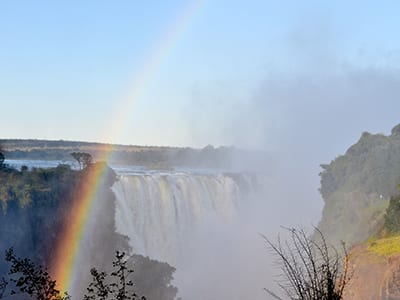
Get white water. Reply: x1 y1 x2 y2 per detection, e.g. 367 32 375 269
112 172 259 265
4 160 308 299
111 171 276 300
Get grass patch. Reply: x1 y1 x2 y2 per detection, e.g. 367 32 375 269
367 235 400 257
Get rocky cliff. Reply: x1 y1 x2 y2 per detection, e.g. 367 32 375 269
318 124 400 248
317 123 400 299
345 237 400 300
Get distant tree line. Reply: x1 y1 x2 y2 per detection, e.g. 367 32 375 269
1 139 266 170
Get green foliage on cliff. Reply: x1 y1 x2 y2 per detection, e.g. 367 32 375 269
319 131 400 199
0 163 81 264
384 193 400 234
0 162 178 300
318 124 400 248
367 235 400 257
130 255 178 300
0 164 78 210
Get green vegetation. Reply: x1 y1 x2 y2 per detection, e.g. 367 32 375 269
318 124 400 248
0 163 81 264
0 145 5 168
4 248 69 300
367 235 400 257
1 249 149 300
363 141 400 256
384 193 400 234
0 157 178 299
0 138 261 170
318 123 400 262
70 152 93 170
84 251 145 300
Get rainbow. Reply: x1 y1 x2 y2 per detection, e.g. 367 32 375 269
51 0 205 294
51 150 111 293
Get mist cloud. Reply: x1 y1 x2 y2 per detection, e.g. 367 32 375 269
179 8 400 299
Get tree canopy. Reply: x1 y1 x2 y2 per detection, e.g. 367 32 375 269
84 251 146 300
1 249 148 300
0 163 178 300
70 152 93 170
0 144 5 168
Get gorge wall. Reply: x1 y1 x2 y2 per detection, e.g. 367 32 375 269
318 124 400 248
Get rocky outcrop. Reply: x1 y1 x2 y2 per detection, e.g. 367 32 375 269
345 242 400 300
318 124 400 248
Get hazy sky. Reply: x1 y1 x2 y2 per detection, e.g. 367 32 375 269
1 0 400 159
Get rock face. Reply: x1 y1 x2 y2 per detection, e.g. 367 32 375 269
318 124 400 248
391 124 400 136
344 243 400 300
318 123 400 299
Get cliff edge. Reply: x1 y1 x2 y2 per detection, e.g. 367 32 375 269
318 124 400 248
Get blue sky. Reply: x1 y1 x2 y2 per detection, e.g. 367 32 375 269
1 0 400 158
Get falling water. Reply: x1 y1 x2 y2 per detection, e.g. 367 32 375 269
112 172 261 265
111 171 273 299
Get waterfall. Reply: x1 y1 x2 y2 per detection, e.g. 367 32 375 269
112 172 261 265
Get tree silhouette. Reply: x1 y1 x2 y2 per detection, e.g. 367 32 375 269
0 277 7 299
84 251 146 300
263 227 350 300
4 248 69 300
0 144 5 168
70 152 93 170
1 250 149 300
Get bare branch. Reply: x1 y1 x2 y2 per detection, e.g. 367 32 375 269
263 227 350 300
